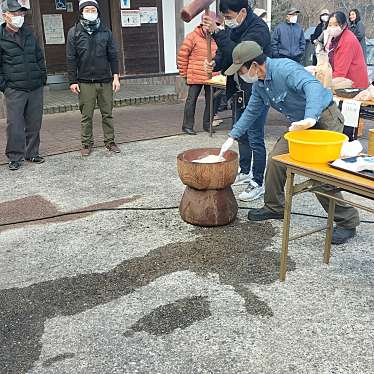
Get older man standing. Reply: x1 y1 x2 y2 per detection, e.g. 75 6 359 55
271 7 306 63
0 0 47 171
67 0 121 157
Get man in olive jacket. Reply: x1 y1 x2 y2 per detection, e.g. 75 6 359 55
67 0 121 157
0 0 47 171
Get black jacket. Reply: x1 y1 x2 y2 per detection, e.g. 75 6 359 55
66 21 119 84
0 24 47 92
212 9 271 101
311 22 326 44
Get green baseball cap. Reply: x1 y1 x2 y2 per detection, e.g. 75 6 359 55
225 41 263 76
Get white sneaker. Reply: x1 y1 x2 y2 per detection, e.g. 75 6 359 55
239 180 265 202
212 119 223 127
233 172 252 186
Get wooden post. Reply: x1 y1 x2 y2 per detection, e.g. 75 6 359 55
205 8 212 80
110 0 125 76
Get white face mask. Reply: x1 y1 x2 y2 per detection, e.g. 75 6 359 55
327 26 343 38
11 15 24 28
83 12 98 22
224 17 239 29
239 69 258 84
321 15 329 22
289 15 298 24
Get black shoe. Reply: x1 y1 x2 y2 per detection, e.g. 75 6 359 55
8 161 21 171
182 128 197 135
203 127 216 134
331 227 356 245
26 156 45 164
247 206 284 221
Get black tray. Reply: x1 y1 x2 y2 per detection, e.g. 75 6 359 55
335 88 364 99
329 156 374 181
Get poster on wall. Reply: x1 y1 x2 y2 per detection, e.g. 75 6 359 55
66 2 73 12
121 10 141 27
43 14 65 44
120 0 130 9
139 7 158 24
55 0 67 10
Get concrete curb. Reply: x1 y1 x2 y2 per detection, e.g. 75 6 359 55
43 93 179 115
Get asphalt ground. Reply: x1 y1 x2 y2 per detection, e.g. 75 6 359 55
0 104 373 374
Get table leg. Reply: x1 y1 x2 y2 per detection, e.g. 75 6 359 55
209 86 213 137
280 169 295 282
324 198 336 264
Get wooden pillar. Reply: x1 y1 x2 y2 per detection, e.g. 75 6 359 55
30 0 45 57
110 0 125 76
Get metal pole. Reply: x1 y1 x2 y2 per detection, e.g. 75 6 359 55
266 0 272 30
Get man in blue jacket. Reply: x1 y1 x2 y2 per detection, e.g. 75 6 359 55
220 41 359 245
203 0 270 202
271 7 305 63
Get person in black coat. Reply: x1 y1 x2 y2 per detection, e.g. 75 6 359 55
310 9 329 65
349 8 367 63
67 0 121 157
0 0 47 171
202 0 271 202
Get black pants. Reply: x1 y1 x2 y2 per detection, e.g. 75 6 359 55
5 87 44 162
182 84 211 131
277 54 302 64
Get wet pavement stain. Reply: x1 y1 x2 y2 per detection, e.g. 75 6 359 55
0 221 295 373
0 194 141 232
125 296 211 337
42 353 76 368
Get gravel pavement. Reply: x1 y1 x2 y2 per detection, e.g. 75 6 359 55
0 129 373 374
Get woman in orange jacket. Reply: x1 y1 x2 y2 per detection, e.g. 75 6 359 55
177 12 221 134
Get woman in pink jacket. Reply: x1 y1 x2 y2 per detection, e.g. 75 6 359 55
325 11 369 89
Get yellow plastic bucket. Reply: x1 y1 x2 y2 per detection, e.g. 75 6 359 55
284 130 348 164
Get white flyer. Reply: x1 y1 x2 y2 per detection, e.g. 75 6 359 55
139 7 158 24
121 10 140 27
341 99 361 128
42 14 65 45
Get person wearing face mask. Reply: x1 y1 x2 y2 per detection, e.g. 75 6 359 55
66 0 121 157
324 11 368 90
202 0 271 202
219 41 360 245
271 7 306 63
348 8 367 63
310 9 330 66
0 0 47 171
177 12 220 135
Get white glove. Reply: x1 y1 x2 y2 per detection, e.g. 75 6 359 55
219 137 234 158
288 118 316 132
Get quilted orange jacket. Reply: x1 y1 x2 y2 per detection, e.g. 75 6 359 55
177 26 218 85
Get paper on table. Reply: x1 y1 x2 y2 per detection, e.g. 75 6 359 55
341 99 361 128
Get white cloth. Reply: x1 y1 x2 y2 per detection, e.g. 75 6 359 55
219 137 234 158
288 118 316 132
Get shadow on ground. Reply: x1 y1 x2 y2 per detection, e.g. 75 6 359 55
0 221 295 373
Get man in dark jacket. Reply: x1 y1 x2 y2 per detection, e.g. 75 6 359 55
271 7 306 63
203 0 271 202
0 0 47 171
67 0 121 157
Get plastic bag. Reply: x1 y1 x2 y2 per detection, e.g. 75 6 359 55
315 51 332 89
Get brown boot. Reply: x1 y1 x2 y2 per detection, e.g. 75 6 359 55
106 143 121 153
80 145 92 157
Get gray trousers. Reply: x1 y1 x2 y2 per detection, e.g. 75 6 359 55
264 103 360 229
5 87 44 162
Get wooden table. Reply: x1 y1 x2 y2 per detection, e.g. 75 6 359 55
334 96 374 139
204 77 228 137
273 154 374 282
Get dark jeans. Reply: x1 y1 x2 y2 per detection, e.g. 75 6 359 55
232 97 268 186
5 87 43 162
182 84 211 130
